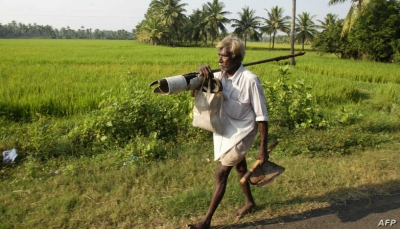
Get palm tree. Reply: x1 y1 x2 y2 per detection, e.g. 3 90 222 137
138 16 169 45
44 25 55 38
295 12 318 50
262 6 291 49
202 0 231 44
150 0 188 46
231 6 262 48
260 19 274 49
328 0 372 36
184 9 208 45
19 23 28 37
93 29 100 39
317 13 339 30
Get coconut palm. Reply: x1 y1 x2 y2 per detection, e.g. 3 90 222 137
262 6 291 49
317 13 339 30
260 18 274 49
231 6 262 48
295 12 318 50
150 0 187 46
328 0 372 36
183 9 209 45
138 16 169 45
202 0 231 44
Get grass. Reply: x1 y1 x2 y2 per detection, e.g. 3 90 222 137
0 39 399 228
246 42 314 51
0 39 218 120
1 139 399 228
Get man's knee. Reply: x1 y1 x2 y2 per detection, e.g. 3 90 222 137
234 159 247 174
214 165 232 181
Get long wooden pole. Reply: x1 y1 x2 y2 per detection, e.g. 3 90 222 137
182 51 306 77
150 52 306 90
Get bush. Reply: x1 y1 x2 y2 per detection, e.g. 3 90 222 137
66 82 199 161
3 115 74 161
1 81 210 162
264 66 327 130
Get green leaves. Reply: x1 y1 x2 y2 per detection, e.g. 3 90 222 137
315 0 400 62
265 66 325 130
63 81 198 161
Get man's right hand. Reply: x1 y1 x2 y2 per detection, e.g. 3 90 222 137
197 65 212 79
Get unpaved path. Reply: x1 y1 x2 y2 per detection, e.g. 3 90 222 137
218 192 400 229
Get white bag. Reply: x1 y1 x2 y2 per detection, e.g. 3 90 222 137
192 79 223 135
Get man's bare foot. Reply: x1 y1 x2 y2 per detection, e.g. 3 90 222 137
235 203 257 218
187 220 210 229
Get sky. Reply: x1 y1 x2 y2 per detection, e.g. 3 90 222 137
0 0 351 31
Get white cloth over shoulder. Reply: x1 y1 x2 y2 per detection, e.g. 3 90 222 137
213 65 268 161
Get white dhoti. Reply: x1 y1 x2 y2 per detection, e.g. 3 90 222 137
212 65 269 166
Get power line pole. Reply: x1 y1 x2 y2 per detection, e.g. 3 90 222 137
290 0 296 66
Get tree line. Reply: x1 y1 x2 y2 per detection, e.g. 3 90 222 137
0 21 135 40
136 0 400 62
1 0 399 62
315 0 400 62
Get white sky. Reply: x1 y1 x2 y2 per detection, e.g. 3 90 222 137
0 0 350 31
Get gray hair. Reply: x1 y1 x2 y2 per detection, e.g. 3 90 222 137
216 35 246 62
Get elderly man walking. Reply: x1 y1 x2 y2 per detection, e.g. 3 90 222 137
188 35 269 229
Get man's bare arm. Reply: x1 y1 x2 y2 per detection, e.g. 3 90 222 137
257 121 269 164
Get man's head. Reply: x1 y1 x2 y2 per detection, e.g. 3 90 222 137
216 36 246 75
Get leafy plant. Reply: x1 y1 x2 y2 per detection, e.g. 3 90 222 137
265 66 326 130
65 81 198 161
336 106 362 125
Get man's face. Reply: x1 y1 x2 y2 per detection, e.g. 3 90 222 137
218 47 236 73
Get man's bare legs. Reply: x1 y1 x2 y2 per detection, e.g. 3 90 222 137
188 164 233 229
234 158 257 218
188 158 257 229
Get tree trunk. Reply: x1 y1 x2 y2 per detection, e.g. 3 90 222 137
290 0 296 66
272 32 276 49
269 34 272 51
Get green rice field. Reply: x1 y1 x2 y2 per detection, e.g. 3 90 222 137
1 39 399 121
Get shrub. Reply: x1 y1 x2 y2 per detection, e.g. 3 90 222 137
264 66 327 130
66 82 198 160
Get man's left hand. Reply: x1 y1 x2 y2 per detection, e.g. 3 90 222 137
256 147 269 164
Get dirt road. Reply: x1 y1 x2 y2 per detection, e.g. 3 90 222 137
220 192 400 229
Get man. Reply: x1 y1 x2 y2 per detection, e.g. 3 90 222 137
188 36 269 229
